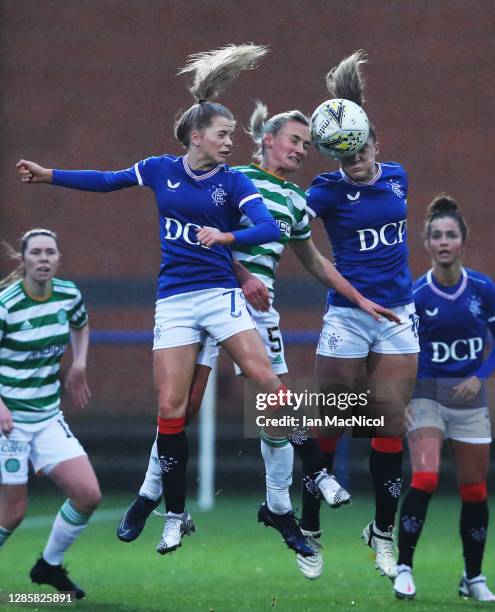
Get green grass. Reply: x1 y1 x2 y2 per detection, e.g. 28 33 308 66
0 494 494 611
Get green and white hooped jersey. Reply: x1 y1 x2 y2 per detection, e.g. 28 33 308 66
0 279 88 424
234 164 311 295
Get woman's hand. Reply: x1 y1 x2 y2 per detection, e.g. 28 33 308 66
16 159 52 184
357 297 402 324
241 275 270 312
452 376 482 401
0 402 14 436
196 227 235 248
65 364 92 408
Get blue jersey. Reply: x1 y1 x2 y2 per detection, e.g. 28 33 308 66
306 162 413 308
52 155 279 299
414 268 495 408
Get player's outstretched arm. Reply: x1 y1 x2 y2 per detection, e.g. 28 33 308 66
291 238 401 323
16 159 53 183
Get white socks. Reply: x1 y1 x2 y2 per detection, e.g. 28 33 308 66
139 440 163 501
260 436 293 515
43 500 91 565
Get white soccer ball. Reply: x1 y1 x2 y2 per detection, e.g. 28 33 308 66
310 98 369 159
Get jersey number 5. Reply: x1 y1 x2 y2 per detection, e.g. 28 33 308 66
267 326 282 353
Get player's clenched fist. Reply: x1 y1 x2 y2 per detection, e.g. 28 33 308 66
16 159 53 184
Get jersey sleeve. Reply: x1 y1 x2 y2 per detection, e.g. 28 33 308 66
475 277 495 378
133 156 163 188
305 175 333 220
290 209 312 241
67 287 89 329
52 167 139 192
231 171 264 210
483 277 495 339
231 199 280 246
51 156 163 192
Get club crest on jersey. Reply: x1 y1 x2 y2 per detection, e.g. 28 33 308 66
211 186 227 206
467 295 482 317
57 309 68 325
388 180 405 199
346 191 360 203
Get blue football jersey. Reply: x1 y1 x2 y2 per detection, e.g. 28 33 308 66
306 162 413 308
135 155 268 298
414 268 495 408
53 155 272 299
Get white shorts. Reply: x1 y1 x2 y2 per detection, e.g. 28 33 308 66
0 413 86 485
234 304 288 375
316 302 420 358
196 336 220 369
153 287 255 350
407 398 492 444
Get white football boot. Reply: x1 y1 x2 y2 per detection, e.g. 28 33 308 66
362 521 398 579
296 530 324 580
459 572 495 601
156 511 195 555
394 564 416 599
314 469 351 508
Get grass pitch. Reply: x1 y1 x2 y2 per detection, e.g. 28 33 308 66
1 493 493 611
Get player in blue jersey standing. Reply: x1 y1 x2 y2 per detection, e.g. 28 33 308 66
16 44 306 555
393 196 495 601
303 52 419 579
0 229 101 598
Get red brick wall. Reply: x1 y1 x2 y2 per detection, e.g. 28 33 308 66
2 1 495 415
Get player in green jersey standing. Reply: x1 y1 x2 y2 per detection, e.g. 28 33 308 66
0 229 101 599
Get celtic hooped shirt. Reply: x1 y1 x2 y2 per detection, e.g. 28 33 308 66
0 279 88 423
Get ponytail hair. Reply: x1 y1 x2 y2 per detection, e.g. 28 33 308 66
247 100 309 162
425 194 468 241
0 229 59 290
174 43 268 147
325 50 376 141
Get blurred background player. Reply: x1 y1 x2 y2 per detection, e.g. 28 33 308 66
0 229 100 599
304 51 419 580
117 101 398 576
394 196 495 601
15 44 320 558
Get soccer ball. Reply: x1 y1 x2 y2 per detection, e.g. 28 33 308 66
310 98 369 159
